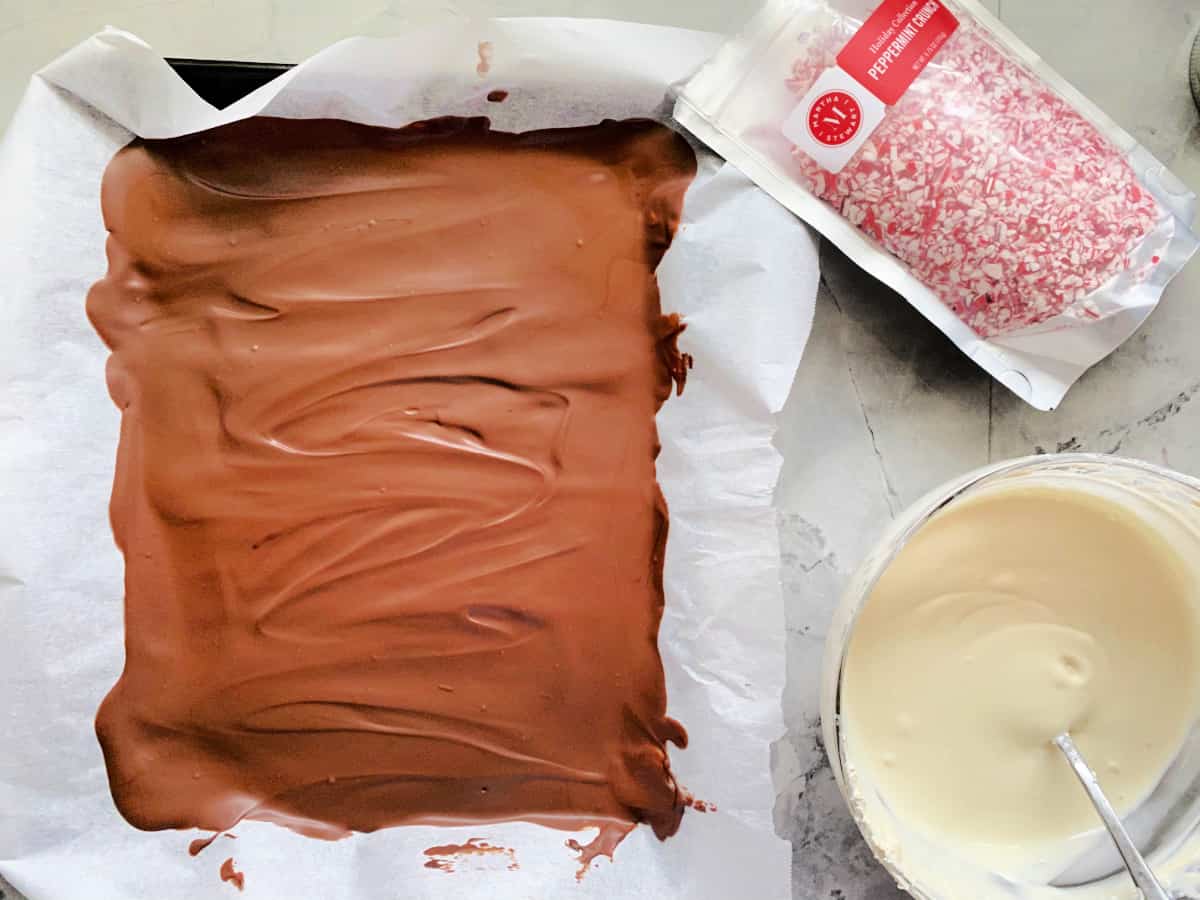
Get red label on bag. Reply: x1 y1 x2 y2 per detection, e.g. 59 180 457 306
836 0 959 105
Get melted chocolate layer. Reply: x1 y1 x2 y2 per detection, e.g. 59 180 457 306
88 116 697 844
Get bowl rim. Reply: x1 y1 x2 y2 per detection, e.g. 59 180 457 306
817 452 1200 897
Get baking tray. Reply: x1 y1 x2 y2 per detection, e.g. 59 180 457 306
166 58 292 109
172 50 1200 113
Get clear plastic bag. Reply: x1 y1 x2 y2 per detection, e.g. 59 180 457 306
676 0 1199 409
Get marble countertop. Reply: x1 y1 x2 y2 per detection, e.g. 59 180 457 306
2 1 1198 898
777 4 1200 895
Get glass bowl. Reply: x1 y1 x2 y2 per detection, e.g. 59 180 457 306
819 453 1200 900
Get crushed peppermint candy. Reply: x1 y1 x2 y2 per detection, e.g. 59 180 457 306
785 19 1164 337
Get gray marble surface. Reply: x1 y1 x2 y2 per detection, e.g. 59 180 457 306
2 1 1199 898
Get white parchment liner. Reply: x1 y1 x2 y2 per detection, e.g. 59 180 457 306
0 20 818 900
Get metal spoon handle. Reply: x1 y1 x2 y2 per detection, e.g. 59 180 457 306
1054 733 1172 900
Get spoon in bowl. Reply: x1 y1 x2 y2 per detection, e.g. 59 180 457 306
1053 732 1171 900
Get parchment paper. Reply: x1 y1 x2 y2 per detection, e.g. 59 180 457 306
0 20 818 900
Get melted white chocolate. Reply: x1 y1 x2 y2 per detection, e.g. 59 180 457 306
842 477 1200 882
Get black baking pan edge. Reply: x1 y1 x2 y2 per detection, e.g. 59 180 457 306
175 32 1200 113
1191 31 1200 115
166 58 293 110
